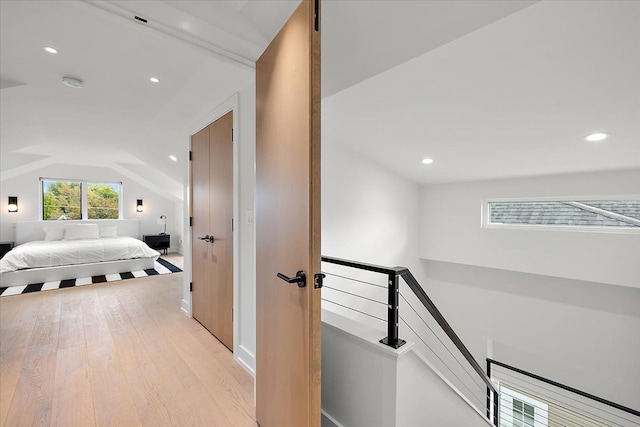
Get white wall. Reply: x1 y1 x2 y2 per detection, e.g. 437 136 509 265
321 309 492 427
323 140 478 397
396 350 493 427
174 201 184 254
420 260 640 411
322 142 494 409
322 310 400 427
237 84 257 373
0 163 182 249
322 140 432 342
322 145 640 411
418 170 640 409
322 141 423 274
420 169 640 288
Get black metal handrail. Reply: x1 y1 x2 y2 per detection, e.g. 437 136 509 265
321 256 406 349
321 256 498 402
321 256 406 275
487 358 640 419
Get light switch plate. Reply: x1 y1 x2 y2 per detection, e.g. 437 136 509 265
246 210 255 224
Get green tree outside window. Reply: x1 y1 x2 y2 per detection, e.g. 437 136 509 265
42 181 81 220
87 183 120 219
42 180 121 220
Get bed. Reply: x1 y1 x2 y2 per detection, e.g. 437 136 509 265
0 220 159 287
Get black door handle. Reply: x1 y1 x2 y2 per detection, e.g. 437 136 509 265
277 270 306 288
197 235 215 243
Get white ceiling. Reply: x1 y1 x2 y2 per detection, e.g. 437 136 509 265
321 0 535 97
323 0 640 184
1 0 638 192
0 0 268 195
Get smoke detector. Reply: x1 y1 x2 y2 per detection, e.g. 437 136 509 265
62 77 83 89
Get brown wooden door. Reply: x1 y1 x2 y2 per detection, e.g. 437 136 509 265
191 111 234 350
191 125 211 332
255 0 321 426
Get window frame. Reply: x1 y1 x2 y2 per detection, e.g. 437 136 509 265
40 179 83 221
40 177 123 221
500 385 549 427
512 398 536 427
481 195 640 234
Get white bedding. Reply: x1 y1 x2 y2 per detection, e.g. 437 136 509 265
0 237 160 274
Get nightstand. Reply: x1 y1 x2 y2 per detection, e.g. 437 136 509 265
143 234 170 255
0 242 14 259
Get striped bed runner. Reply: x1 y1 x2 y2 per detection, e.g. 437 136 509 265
0 258 182 297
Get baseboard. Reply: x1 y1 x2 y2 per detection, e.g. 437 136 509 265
235 344 255 377
180 298 190 316
321 410 343 427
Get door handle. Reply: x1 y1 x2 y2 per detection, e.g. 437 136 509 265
277 270 306 288
197 235 215 243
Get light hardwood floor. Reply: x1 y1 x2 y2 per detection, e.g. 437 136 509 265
0 254 257 427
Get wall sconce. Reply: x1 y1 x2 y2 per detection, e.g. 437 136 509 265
136 199 143 212
8 196 18 212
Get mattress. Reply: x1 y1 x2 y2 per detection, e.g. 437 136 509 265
0 237 160 274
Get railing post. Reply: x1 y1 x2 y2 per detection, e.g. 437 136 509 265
493 389 499 426
487 360 492 421
379 272 406 349
487 360 499 426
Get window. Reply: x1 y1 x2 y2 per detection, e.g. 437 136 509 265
513 399 535 427
87 183 120 219
42 180 82 220
483 197 640 231
41 179 122 220
499 385 548 427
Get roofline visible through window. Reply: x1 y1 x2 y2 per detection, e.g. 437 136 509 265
481 195 640 234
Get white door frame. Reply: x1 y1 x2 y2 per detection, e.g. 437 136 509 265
182 93 240 356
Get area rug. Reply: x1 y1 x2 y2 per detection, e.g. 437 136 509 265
0 258 182 297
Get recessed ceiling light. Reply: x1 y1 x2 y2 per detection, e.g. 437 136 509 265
584 132 609 142
169 155 177 161
44 46 58 54
62 76 83 89
150 77 160 83
421 158 434 165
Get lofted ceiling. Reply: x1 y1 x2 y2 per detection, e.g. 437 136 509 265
323 0 640 184
1 0 637 194
0 0 270 197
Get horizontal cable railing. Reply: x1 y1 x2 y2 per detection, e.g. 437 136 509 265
488 359 640 427
498 388 609 427
399 291 490 411
321 255 498 424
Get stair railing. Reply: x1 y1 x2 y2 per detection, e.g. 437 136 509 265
487 358 640 427
321 255 499 425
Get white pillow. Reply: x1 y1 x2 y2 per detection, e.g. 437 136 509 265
43 226 65 241
99 226 118 238
64 223 99 240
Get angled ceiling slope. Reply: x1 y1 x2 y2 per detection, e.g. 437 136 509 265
0 0 296 188
321 0 537 97
3 0 636 189
322 0 640 184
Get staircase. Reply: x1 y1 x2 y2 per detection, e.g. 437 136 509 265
319 256 640 427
